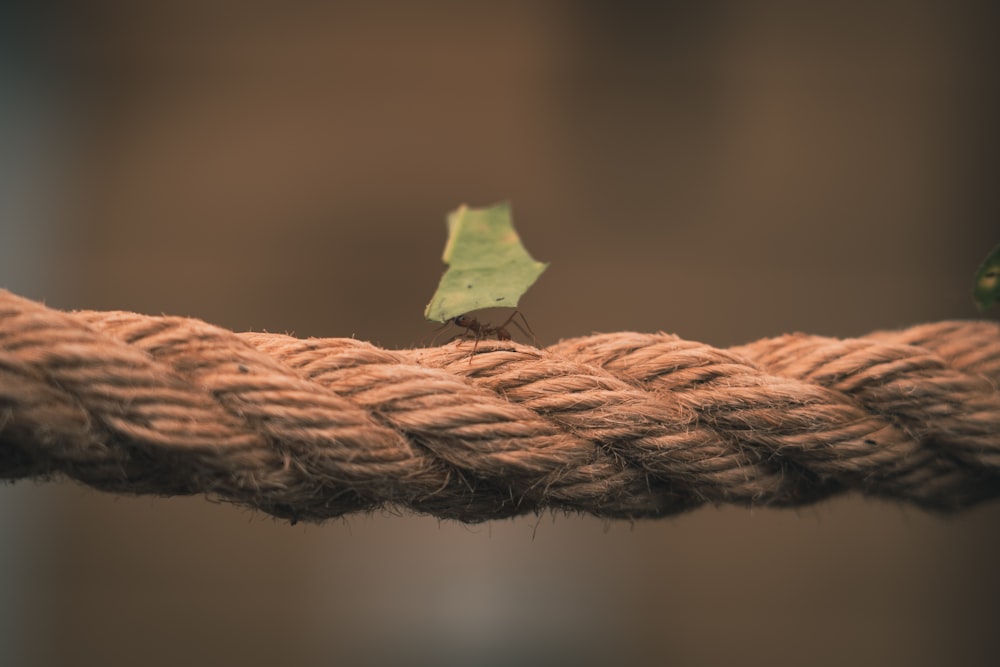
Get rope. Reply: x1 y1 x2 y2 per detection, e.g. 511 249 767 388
2 288 998 523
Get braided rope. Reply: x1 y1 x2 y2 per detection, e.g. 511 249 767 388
1 288 998 522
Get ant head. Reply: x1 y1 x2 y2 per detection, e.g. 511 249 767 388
452 314 474 327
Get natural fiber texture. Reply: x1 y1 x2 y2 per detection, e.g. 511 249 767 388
2 288 998 522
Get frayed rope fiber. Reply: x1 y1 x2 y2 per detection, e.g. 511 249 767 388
2 288 999 523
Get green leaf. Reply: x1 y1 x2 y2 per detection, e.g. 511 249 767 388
974 243 1000 312
424 202 548 322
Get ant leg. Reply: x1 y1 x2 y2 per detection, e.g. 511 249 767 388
506 310 538 346
496 310 519 330
463 330 486 364
450 322 476 346
428 321 454 346
492 311 517 342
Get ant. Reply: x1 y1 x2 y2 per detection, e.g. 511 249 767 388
446 310 537 353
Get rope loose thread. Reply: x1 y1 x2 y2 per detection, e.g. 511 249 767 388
1 288 998 523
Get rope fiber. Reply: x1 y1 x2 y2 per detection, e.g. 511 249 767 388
2 288 998 522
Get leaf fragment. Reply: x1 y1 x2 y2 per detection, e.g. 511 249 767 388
424 202 548 323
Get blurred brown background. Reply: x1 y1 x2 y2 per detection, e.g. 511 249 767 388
2 2 998 666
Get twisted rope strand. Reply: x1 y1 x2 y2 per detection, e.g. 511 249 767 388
1 288 997 522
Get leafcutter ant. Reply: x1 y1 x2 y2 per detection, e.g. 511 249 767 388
443 310 537 355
